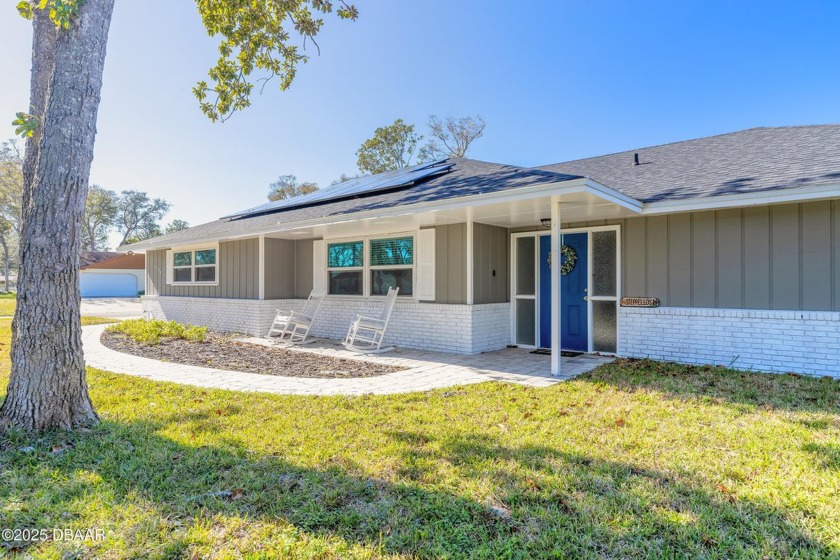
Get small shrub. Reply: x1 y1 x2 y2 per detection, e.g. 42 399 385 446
107 318 207 345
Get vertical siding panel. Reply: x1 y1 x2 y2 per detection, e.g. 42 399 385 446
692 211 716 308
451 224 466 303
743 206 771 309
771 204 800 310
248 239 256 298
801 201 832 310
435 225 450 302
717 208 743 308
499 226 510 302
646 216 668 304
234 240 243 298
473 223 486 303
295 239 314 298
834 201 840 311
624 218 646 296
667 214 692 307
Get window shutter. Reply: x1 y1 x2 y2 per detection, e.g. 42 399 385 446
312 240 326 294
165 249 173 284
416 229 435 301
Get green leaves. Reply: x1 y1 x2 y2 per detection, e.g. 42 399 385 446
16 1 34 19
356 119 423 175
193 0 357 122
12 112 38 138
17 0 87 29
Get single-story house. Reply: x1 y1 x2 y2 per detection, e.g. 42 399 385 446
80 251 145 297
123 125 840 378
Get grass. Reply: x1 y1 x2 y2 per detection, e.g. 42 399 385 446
106 318 207 345
0 320 838 558
0 292 15 316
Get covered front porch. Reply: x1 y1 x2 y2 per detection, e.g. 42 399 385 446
257 177 641 376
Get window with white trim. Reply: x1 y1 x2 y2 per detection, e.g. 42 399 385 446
327 241 364 295
325 235 414 296
172 248 217 283
370 236 413 296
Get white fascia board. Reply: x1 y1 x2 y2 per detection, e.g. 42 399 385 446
641 183 840 215
130 177 632 250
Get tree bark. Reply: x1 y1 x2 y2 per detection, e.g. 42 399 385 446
0 0 115 432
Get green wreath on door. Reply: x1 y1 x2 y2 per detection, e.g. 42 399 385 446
547 244 578 275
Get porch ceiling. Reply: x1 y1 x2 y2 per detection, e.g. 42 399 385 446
265 189 640 240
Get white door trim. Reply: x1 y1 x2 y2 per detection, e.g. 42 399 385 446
510 224 621 353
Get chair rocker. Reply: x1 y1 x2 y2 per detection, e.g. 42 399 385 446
267 291 324 345
343 287 399 353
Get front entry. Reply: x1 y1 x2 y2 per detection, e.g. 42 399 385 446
539 233 588 351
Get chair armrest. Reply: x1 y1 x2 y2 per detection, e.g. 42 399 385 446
354 314 386 326
288 311 313 321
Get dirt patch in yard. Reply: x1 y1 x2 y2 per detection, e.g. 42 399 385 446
100 331 404 378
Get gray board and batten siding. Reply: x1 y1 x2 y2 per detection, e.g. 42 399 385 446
472 223 510 304
146 238 259 299
264 238 313 299
567 200 840 312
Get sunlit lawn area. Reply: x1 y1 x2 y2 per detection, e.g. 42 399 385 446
0 318 838 558
0 292 15 316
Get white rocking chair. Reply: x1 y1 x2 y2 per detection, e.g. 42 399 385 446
343 287 399 353
267 291 324 345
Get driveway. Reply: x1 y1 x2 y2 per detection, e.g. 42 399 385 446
81 297 143 319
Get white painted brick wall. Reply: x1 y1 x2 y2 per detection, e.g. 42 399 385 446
619 307 840 378
142 296 510 354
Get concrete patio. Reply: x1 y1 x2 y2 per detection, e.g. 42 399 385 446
82 324 613 396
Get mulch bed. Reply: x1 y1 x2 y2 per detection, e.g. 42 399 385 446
100 331 404 378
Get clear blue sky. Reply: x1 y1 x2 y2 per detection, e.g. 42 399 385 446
1 1 839 244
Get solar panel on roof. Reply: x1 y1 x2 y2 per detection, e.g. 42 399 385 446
224 159 453 220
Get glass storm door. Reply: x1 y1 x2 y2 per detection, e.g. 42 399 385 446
513 227 619 354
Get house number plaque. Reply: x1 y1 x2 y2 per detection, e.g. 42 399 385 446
620 297 660 308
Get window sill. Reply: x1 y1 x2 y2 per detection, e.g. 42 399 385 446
167 282 220 287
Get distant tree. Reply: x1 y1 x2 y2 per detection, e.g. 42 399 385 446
2 0 359 433
165 219 190 233
114 190 171 247
0 141 23 291
268 175 319 201
419 114 486 161
330 172 365 186
356 119 422 174
81 185 118 251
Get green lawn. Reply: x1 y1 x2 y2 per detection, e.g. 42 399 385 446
0 292 15 316
0 320 838 558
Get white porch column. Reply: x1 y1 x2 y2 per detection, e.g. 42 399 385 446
550 199 561 376
465 219 474 305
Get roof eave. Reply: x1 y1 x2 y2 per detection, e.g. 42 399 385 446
122 176 631 251
641 182 840 215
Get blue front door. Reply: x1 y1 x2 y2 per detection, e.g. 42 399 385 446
539 233 588 351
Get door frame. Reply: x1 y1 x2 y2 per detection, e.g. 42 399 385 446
510 225 621 353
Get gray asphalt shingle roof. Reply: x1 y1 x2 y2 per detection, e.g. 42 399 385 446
126 158 579 248
125 125 840 250
536 125 840 203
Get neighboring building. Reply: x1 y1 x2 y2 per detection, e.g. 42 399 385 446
123 126 840 378
80 251 145 298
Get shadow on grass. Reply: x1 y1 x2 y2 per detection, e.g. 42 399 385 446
580 358 840 413
803 442 840 471
1 417 836 558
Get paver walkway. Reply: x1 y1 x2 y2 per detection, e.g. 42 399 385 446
82 324 613 396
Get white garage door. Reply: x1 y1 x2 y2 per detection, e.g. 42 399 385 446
80 273 138 298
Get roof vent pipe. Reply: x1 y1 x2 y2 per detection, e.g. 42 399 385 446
633 153 640 166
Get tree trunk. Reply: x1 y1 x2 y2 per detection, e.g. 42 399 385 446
0 0 115 432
